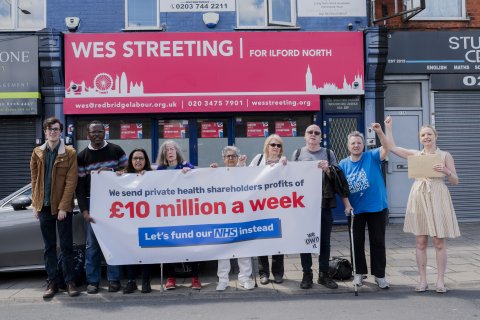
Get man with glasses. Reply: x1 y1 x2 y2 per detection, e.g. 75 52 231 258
292 124 340 290
76 120 128 294
30 117 79 299
210 146 255 291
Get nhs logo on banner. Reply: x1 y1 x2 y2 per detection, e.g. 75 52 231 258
138 218 281 247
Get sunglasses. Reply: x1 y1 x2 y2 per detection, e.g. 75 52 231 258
307 130 321 136
269 143 282 148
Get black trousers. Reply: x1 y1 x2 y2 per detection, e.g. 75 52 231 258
163 262 200 278
258 255 284 278
349 209 387 278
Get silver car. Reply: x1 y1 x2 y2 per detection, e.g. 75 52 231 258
0 184 85 272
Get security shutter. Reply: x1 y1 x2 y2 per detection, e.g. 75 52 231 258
434 91 480 221
0 118 36 199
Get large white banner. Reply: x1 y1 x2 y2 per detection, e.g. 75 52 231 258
90 162 322 265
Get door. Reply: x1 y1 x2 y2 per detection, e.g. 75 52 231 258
385 111 422 218
326 114 362 224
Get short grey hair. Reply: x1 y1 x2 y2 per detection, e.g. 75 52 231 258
347 131 365 144
221 146 240 157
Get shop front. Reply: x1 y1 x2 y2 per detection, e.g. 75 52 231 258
0 35 41 198
63 32 365 221
385 30 480 221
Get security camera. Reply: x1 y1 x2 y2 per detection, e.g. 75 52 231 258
353 81 359 88
348 23 353 30
65 17 80 32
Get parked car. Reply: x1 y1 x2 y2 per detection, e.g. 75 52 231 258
0 184 85 272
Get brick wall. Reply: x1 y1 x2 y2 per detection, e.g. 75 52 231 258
47 0 367 33
374 0 479 30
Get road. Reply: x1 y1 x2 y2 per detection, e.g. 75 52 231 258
1 288 479 320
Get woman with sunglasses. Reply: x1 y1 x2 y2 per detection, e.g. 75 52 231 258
116 148 153 294
249 134 287 285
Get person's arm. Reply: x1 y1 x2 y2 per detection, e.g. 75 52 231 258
384 116 417 159
75 155 94 223
436 152 459 185
371 122 389 161
29 150 39 219
57 149 78 221
341 197 353 216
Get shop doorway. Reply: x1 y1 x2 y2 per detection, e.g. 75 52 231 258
326 114 362 223
384 111 422 218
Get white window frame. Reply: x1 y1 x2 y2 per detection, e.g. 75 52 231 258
0 0 46 31
237 0 297 29
124 0 161 30
405 0 467 21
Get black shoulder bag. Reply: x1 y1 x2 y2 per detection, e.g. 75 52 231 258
326 149 350 198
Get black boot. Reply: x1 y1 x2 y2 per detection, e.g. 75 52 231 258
300 272 313 289
318 272 338 289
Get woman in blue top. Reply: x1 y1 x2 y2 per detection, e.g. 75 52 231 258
156 140 200 290
339 118 390 289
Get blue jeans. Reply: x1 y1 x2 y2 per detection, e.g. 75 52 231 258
39 207 74 284
84 222 121 284
300 207 333 273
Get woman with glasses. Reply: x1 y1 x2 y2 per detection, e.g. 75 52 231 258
116 148 153 294
156 140 202 290
210 146 255 291
338 119 390 290
249 134 287 285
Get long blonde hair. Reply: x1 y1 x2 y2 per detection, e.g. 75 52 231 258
263 134 284 159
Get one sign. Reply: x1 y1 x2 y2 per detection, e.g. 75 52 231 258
63 32 364 114
408 154 444 179
160 0 235 12
275 121 297 137
163 123 186 139
386 31 480 74
0 36 40 115
201 122 223 138
430 74 480 90
324 96 362 113
120 123 143 139
298 0 367 17
90 162 323 265
247 122 269 137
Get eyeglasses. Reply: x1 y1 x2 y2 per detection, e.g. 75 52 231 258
89 130 105 135
47 127 61 132
133 157 145 161
269 143 282 148
224 154 238 159
307 130 321 136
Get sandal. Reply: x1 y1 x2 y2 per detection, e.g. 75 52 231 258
436 286 447 293
415 284 429 292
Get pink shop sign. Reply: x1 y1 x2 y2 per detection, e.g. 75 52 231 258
64 32 364 114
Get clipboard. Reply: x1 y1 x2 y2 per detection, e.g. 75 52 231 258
408 154 445 178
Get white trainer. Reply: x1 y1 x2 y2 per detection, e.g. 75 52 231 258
375 277 390 289
353 274 363 286
239 280 255 290
216 282 229 291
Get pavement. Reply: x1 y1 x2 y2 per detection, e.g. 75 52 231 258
1 222 479 303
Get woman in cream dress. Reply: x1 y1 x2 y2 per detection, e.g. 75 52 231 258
385 118 460 293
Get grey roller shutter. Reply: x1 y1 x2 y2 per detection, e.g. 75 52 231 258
0 118 36 199
434 91 480 221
